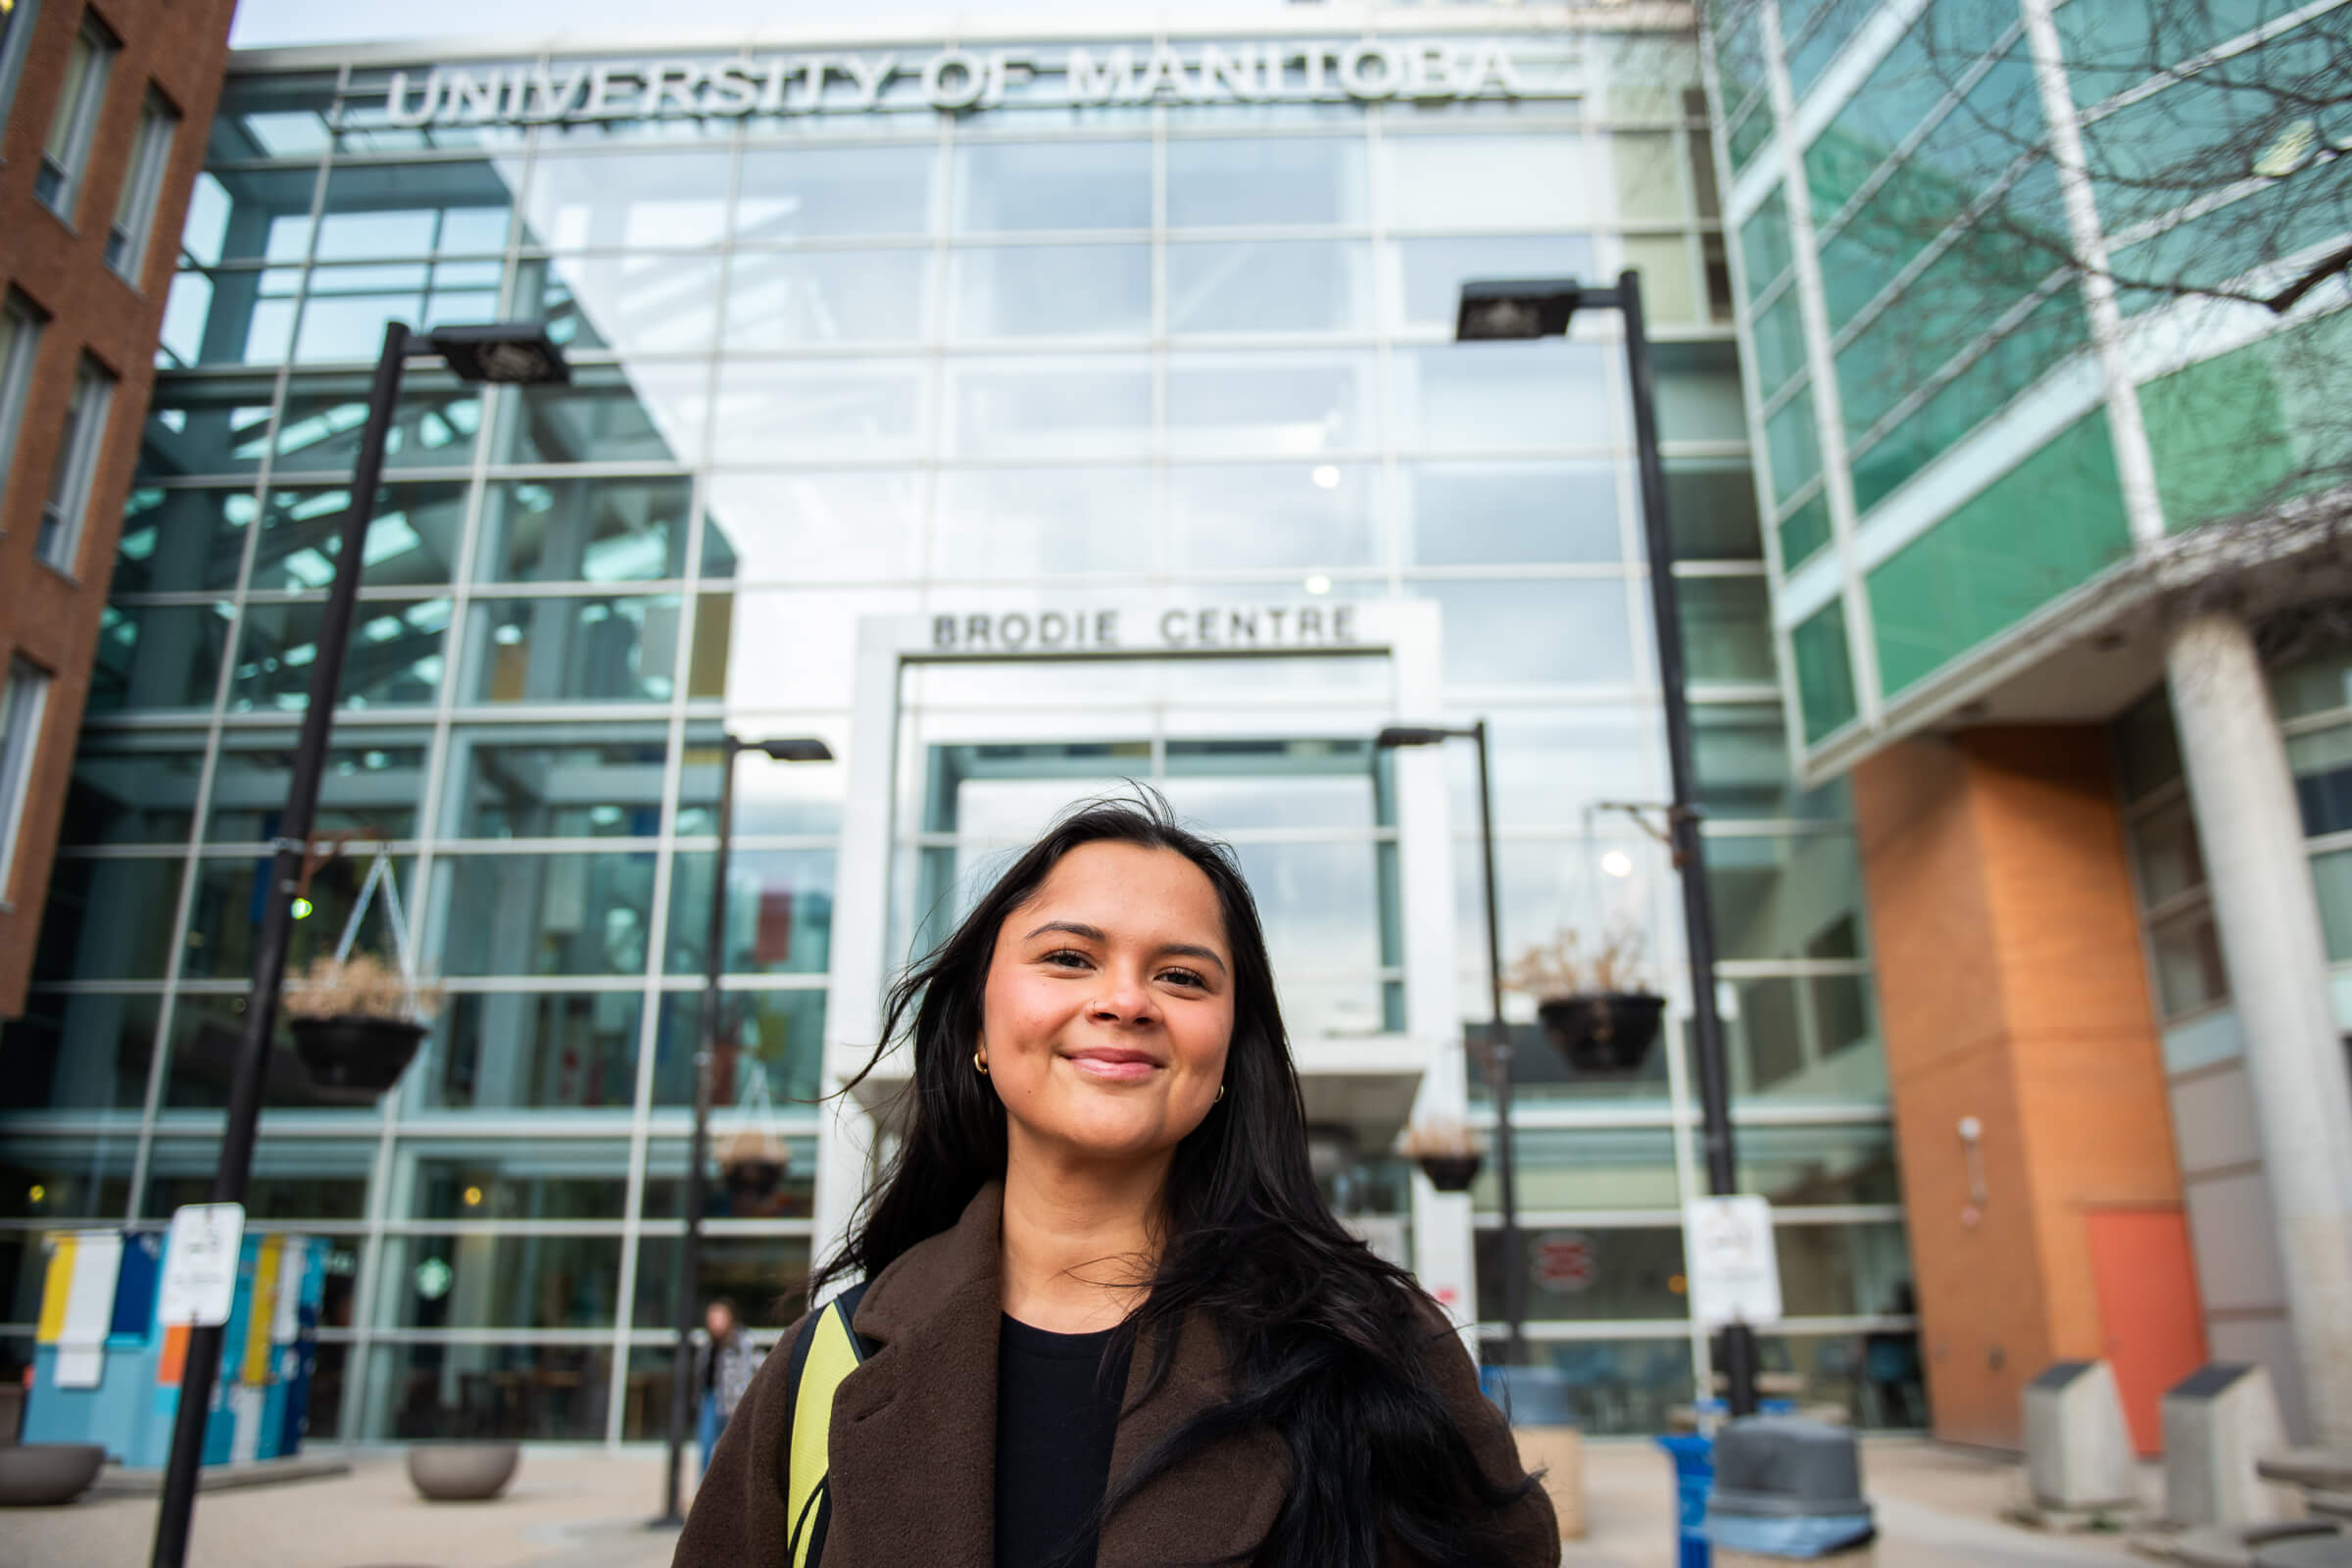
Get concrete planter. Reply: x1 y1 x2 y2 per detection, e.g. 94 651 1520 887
406 1443 519 1502
0 1444 107 1506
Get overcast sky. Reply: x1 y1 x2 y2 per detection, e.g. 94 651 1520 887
227 1 1297 51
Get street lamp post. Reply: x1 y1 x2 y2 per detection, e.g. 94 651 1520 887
148 322 570 1568
1374 720 1523 1369
1455 270 1761 1417
656 733 833 1529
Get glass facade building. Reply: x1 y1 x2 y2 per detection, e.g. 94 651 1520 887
1 14 1920 1444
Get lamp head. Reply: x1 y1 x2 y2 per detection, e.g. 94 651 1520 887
754 737 834 763
1375 726 1453 750
1455 277 1584 341
424 321 572 385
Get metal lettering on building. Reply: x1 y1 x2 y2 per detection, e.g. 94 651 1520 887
927 604 1358 654
380 41 1559 126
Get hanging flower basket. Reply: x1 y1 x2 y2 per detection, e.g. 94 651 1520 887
282 848 439 1101
1415 1153 1485 1193
1536 991 1666 1074
291 1013 428 1094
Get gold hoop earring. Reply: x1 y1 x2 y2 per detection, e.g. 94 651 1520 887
973 1050 989 1077
1215 1083 1225 1102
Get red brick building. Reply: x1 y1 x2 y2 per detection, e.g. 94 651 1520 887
0 0 237 1017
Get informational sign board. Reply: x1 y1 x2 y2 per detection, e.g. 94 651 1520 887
159 1203 246 1328
1685 1196 1783 1328
1535 1231 1596 1294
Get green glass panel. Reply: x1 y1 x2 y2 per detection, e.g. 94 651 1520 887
1791 602 1859 743
2109 152 2352 317
1740 187 1792 297
2139 305 2352 533
1867 415 2131 696
1678 576 1776 683
1753 288 1807 399
1766 391 1822 505
1717 8 1771 117
1778 493 1833 572
1785 0 1880 99
2059 0 2287 106
1729 98 1777 175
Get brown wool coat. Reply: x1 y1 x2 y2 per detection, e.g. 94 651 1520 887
673 1185 1560 1568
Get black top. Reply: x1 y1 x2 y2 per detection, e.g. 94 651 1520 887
995 1314 1131 1568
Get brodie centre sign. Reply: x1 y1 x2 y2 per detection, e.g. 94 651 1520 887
381 39 1564 126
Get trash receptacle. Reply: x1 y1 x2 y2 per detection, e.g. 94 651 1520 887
1702 1415 1875 1562
1657 1433 1714 1568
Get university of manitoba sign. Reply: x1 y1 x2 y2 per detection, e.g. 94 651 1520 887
381 39 1567 127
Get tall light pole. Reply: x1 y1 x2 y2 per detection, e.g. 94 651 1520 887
1375 720 1523 1369
1455 271 1760 1418
656 732 833 1529
150 321 570 1568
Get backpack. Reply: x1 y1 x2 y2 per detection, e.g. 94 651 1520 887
784 1280 874 1568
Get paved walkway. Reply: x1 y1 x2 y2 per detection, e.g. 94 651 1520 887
2 1439 2153 1567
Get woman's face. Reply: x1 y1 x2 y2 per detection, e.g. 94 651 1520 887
980 841 1236 1168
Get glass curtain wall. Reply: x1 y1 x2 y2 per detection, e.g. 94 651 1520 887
0 27 1913 1440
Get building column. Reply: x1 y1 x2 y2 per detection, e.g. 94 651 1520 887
2166 609 2352 1447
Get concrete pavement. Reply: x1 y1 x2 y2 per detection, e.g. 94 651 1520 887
1 1439 2149 1567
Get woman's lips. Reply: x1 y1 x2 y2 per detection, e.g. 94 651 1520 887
1063 1050 1161 1082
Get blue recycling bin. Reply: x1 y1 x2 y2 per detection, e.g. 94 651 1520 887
1657 1433 1713 1568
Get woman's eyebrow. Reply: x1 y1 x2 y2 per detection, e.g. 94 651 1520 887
1023 920 1229 976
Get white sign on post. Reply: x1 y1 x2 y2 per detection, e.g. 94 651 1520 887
159 1203 246 1328
1686 1196 1783 1328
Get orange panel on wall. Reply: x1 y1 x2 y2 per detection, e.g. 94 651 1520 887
2083 1206 2207 1456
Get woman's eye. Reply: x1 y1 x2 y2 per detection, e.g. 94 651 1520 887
1042 949 1091 969
1158 968 1207 990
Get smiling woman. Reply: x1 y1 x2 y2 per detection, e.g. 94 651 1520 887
674 794 1559 1568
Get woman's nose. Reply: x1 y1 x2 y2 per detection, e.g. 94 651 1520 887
1088 975 1157 1024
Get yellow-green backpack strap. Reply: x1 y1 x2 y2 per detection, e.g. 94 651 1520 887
785 1282 871 1568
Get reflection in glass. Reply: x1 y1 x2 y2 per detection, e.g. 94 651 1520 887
522 151 731 249
378 1233 623 1329
652 991 827 1107
496 365 703 466
422 992 645 1111
205 70 335 163
1393 342 1613 451
712 361 923 464
1723 973 1884 1100
477 477 694 584
209 736 427 842
232 597 451 710
1693 707 1844 820
678 729 848 837
1740 1122 1899 1204
633 1241 811 1344
63 740 202 844
433 852 659 977
315 159 514 259
1484 1126 1679 1209
1482 1338 1696 1438
1382 133 1590 229
1226 839 1384 973
249 482 468 591
1168 240 1372 335
160 988 379 1110
154 267 300 368
465 595 683 704
734 144 937 240
1703 833 1867 963
365 1343 612 1442
179 163 318 266
139 377 279 478
723 249 931 347
1403 461 1618 565
0 992 158 1110
1774 1220 1913 1318
1419 579 1635 686
1167 463 1379 571
666 851 836 977
143 1138 370 1220
0 1143 136 1223
182 857 417 984
86 603 229 711
641 1139 818 1220
1677 575 1774 683
947 359 1150 459
114 487 256 594
1478 1225 1686 1320
697 587 920 710
952 243 1151 339
953 140 1151 231
1664 460 1765 560
1654 342 1747 442
1167 353 1373 455
272 373 480 473
934 467 1152 577
409 1146 633 1219
1743 1331 1926 1430
1392 235 1597 330
700 471 921 582
513 254 719 359
1165 137 1369 226
447 727 669 839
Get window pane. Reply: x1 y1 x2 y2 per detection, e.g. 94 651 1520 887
464 594 683 704
946 358 1150 459
1775 1220 1915 1317
1665 461 1765 561
519 253 720 358
1167 352 1374 456
180 165 319 265
87 603 229 712
1421 579 1636 686
248 482 468 591
1392 342 1611 452
432 851 660 977
0 993 158 1110
408 1144 632 1218
2150 903 2228 1016
495 365 706 466
951 243 1150 339
155 267 301 368
676 726 848 838
231 597 451 711
722 248 931 347
1169 463 1380 571
1724 972 1886 1101
139 376 278 478
365 1344 612 1442
2130 794 2207 905
1488 1126 1680 1208
1225 840 1384 972
712 361 924 464
934 467 1152 577
701 470 922 582
632 1235 812 1328
208 736 428 842
1613 131 1686 220
143 1137 371 1220
1693 706 1845 820
666 850 836 976
294 261 505 364
1478 1226 1686 1321
1391 235 1596 331
1402 461 1618 565
1740 1122 1900 1204
1165 136 1369 226
953 140 1151 231
1678 575 1775 682
1623 234 1699 324
316 160 515 259
1656 343 1747 443
2288 724 2352 838
31 857 184 981
445 727 669 839
476 476 694 584
649 989 827 1110
180 857 416 986
1703 833 1868 962
735 143 937 239
522 151 730 249
375 1234 625 1329
62 740 202 845
273 374 481 474
1382 133 1589 229
1168 239 1372 334
114 486 258 594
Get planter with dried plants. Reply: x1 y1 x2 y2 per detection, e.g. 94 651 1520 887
283 850 440 1096
1396 1116 1487 1193
1504 924 1666 1074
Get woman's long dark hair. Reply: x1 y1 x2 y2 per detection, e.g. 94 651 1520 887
820 792 1537 1567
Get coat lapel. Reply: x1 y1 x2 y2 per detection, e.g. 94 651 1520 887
1097 1310 1290 1568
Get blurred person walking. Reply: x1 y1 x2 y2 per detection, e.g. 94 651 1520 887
695 1298 760 1476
